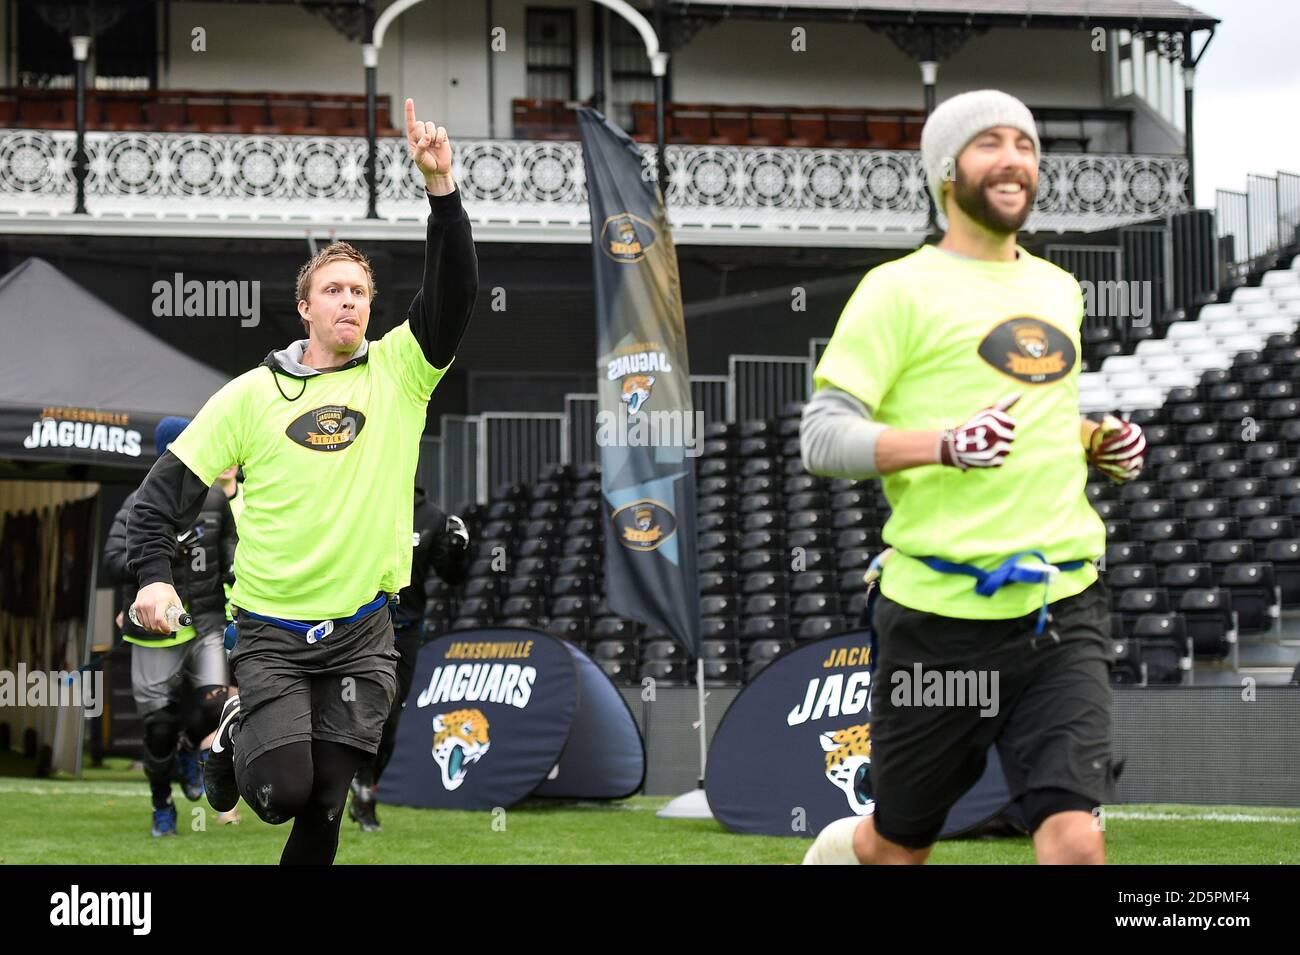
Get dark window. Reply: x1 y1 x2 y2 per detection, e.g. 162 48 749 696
609 15 652 132
526 8 576 101
17 2 156 90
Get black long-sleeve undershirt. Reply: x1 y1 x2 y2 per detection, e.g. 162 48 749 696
126 451 212 590
410 187 478 369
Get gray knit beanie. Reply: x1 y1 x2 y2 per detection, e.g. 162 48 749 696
921 90 1041 210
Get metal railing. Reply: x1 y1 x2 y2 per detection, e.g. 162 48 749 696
691 376 728 429
0 128 1192 242
439 415 480 513
1216 171 1300 280
477 413 565 503
562 393 598 466
728 355 811 423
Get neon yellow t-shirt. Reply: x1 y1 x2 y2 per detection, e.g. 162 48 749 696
813 244 1104 619
168 320 450 620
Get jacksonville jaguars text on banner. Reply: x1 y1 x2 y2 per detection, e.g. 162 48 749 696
379 628 645 810
5 406 156 468
577 107 701 658
705 631 1018 838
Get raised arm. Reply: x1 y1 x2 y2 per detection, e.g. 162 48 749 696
405 98 479 370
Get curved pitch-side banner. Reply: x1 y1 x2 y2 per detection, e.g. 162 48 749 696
381 628 644 810
705 630 1019 839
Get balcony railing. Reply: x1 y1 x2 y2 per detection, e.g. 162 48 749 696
0 128 1190 244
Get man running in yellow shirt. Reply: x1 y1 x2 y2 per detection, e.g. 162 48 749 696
800 90 1144 865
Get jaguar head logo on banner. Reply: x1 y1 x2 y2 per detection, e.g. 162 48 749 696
620 374 655 415
432 708 491 791
820 723 873 815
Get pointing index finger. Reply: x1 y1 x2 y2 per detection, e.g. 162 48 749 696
405 98 417 135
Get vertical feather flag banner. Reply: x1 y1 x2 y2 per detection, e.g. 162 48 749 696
577 107 700 661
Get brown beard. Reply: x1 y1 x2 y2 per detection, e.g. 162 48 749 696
953 168 1036 235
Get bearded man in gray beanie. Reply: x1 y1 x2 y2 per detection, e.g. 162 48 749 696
800 90 1146 865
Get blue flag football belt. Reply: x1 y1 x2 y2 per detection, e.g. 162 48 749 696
241 592 393 645
905 550 1090 636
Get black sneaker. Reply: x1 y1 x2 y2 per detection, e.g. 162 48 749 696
348 777 382 832
203 694 241 813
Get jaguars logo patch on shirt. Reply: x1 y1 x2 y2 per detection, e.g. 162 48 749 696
977 317 1076 384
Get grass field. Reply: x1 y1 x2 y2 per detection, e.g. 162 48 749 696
2 757 1298 864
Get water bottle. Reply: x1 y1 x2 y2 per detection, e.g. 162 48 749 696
128 604 193 632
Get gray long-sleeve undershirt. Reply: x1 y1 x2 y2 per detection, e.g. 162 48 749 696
799 387 889 480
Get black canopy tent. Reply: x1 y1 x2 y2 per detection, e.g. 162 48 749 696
0 257 227 774
0 258 229 481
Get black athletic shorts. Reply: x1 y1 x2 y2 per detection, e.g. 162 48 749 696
868 578 1113 849
227 600 400 774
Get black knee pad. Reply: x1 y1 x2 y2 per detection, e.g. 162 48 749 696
141 705 180 778
241 745 313 825
186 684 228 744
1022 787 1098 833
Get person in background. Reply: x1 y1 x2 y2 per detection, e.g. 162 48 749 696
349 487 470 831
103 416 237 837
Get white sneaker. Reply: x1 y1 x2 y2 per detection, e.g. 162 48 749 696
802 815 865 865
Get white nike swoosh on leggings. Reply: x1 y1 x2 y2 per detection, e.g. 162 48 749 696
210 702 239 755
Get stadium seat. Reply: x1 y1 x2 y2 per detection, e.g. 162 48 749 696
742 511 781 533
1149 540 1200 565
743 594 787 618
701 616 739 639
1177 589 1234 657
1262 539 1300 605
1183 499 1229 520
699 572 734 595
697 513 734 533
788 491 830 511
1206 459 1249 481
557 555 598 577
797 617 839 640
1115 588 1170 636
790 528 836 550
793 548 835 573
1132 636 1188 684
518 538 557 558
504 577 545 599
598 661 635 685
1219 563 1278 633
641 639 686 662
546 616 588 642
740 530 783 551
1246 516 1294 540
698 551 736 574
784 474 821 496
1110 638 1142 684
550 574 592 597
700 638 739 660
703 659 743 686
591 617 636 640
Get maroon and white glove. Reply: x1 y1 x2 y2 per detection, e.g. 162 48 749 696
1089 414 1146 484
938 394 1020 471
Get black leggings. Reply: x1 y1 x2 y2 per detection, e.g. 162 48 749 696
238 738 370 865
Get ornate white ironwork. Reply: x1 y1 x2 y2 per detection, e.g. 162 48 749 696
0 128 1189 242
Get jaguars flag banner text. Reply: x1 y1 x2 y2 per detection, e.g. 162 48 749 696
577 107 701 657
